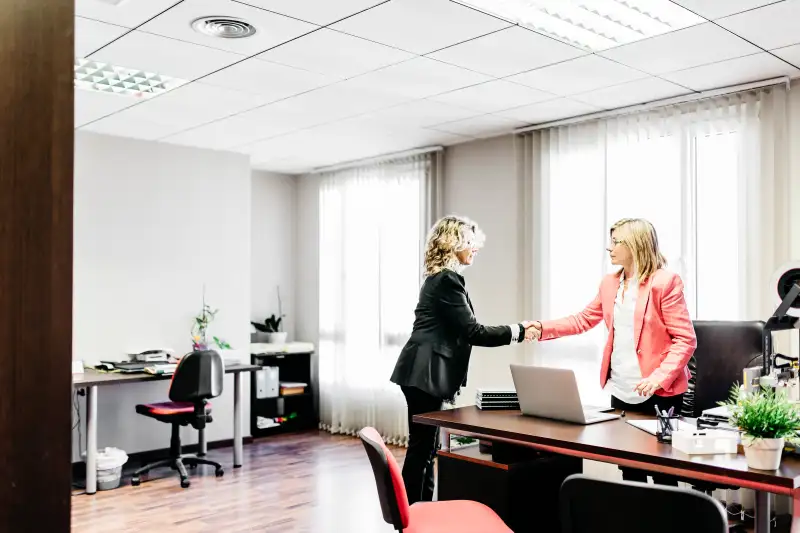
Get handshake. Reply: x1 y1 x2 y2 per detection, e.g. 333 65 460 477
521 321 542 342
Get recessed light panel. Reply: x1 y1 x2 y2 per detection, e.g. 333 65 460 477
454 0 705 51
74 58 187 98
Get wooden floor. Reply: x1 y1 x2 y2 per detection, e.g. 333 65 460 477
71 431 404 533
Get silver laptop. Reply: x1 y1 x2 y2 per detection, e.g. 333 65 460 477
510 364 620 425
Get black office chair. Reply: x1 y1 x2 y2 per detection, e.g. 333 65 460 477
131 350 225 488
683 320 764 418
560 474 727 533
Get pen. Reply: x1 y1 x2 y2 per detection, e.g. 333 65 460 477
654 404 661 418
667 406 674 417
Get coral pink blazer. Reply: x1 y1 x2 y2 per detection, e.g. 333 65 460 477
539 269 697 397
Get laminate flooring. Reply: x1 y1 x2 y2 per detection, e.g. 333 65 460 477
71 431 403 533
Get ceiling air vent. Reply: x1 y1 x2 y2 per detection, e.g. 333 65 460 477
191 16 257 39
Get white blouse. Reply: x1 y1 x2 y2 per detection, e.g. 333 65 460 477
604 275 649 404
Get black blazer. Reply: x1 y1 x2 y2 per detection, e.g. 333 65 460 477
390 269 523 400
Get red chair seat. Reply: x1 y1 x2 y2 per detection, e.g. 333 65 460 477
405 500 513 533
136 401 212 416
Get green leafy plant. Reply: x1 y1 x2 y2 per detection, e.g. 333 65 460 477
720 384 800 444
213 336 231 350
252 314 283 333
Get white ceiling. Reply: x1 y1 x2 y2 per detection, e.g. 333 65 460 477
75 0 800 174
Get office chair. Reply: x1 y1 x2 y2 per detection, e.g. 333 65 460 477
131 350 225 489
684 320 764 418
560 474 727 533
358 427 513 533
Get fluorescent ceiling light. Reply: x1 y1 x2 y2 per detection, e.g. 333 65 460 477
455 0 705 51
74 58 187 98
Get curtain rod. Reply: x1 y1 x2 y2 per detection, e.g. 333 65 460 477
308 145 443 174
514 76 791 134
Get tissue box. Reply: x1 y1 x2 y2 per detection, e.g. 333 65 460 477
672 429 739 455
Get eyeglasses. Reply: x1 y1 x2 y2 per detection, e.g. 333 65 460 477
609 238 625 248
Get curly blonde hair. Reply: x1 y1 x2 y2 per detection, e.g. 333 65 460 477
423 215 485 277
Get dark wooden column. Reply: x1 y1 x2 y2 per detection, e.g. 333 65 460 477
0 1 74 532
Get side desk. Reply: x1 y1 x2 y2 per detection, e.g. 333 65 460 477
416 406 800 533
73 364 260 495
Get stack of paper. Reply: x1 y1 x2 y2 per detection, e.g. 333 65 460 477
476 388 519 410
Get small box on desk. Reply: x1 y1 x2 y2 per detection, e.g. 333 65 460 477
438 441 582 532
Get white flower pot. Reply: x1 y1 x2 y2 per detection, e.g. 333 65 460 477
266 332 288 344
743 436 785 470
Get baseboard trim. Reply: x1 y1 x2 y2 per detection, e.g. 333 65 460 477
71 436 254 482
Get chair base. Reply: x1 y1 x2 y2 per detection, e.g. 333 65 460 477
131 455 224 489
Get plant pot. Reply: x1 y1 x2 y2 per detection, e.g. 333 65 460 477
266 332 288 344
743 436 785 470
251 332 271 343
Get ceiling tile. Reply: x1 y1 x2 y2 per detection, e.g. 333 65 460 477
495 98 600 124
346 57 490 99
117 83 269 131
139 0 318 56
430 80 554 113
89 30 244 81
661 52 800 91
257 28 413 79
331 0 511 54
718 1 800 50
355 99 480 129
237 79 410 134
76 0 182 28
75 16 128 58
507 55 647 96
74 88 138 128
80 113 184 141
600 22 760 75
161 114 280 151
771 44 800 68
235 0 386 25
428 26 586 77
572 77 691 110
201 58 333 101
429 114 525 138
670 0 781 19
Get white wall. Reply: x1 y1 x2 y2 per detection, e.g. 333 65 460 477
442 136 529 406
73 132 251 460
251 171 297 339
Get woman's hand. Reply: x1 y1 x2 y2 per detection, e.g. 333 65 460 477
633 376 662 396
521 321 542 342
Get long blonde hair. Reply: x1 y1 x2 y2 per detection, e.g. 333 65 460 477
610 218 666 281
423 215 485 277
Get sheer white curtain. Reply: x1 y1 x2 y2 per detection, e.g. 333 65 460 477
525 86 789 405
317 154 433 445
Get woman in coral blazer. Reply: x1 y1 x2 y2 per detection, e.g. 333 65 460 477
532 218 696 485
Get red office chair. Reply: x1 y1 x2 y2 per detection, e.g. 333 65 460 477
358 427 513 533
131 350 225 489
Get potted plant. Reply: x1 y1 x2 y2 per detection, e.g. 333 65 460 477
721 385 800 470
251 286 287 344
192 297 217 351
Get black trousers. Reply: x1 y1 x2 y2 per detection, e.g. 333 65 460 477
401 386 444 505
611 393 684 486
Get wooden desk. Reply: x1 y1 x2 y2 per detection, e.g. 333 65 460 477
415 407 800 533
73 364 260 495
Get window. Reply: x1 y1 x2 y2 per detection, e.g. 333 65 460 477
317 155 428 443
535 109 745 405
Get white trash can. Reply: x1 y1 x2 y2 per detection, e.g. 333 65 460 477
95 447 128 491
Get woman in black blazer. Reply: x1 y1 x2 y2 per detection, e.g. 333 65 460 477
390 215 536 504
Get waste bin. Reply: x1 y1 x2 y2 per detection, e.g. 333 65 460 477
94 447 128 490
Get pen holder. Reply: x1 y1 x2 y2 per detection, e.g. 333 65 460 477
656 415 679 443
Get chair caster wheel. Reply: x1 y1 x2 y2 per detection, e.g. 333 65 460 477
131 477 141 487
180 479 190 489
215 468 224 478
